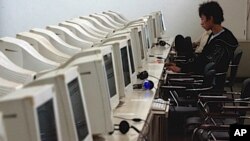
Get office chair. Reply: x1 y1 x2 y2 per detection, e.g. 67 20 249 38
188 78 250 141
159 68 215 137
225 48 243 92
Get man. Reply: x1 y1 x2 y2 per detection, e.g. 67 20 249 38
167 1 238 90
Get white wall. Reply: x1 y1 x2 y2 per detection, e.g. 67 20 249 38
0 0 248 40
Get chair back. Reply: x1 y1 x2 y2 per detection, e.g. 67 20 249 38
203 69 216 88
228 48 243 86
203 62 215 74
238 78 250 124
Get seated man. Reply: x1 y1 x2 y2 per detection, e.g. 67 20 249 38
167 1 238 90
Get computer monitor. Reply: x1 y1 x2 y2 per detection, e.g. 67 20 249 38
89 14 120 29
57 48 115 134
79 16 114 33
0 112 7 141
0 51 36 84
67 18 108 38
0 37 59 72
150 11 166 40
105 11 129 24
102 39 134 95
16 32 70 64
59 22 102 43
102 33 137 84
46 25 93 49
0 77 22 97
26 66 93 141
30 28 81 56
96 13 124 28
0 85 62 141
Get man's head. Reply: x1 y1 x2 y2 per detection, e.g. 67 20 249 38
199 1 224 30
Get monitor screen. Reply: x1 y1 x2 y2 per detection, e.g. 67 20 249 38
103 53 117 98
127 40 135 74
37 99 58 141
120 47 131 87
68 78 89 140
138 31 145 59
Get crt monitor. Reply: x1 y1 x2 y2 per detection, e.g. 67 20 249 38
57 47 115 134
30 28 81 56
0 37 59 72
16 32 70 64
0 85 62 141
102 39 133 95
102 33 138 84
150 11 166 40
67 18 108 38
115 22 148 68
0 50 36 85
26 66 93 141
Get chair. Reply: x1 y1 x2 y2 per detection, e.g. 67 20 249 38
225 48 243 92
189 78 250 141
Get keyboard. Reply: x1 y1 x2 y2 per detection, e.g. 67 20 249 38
151 98 168 111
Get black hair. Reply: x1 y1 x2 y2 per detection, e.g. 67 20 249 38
199 1 224 24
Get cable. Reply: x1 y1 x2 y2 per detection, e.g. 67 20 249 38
148 74 160 80
113 116 145 122
113 116 150 129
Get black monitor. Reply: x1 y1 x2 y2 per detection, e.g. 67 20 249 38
37 99 58 141
103 53 117 98
120 46 131 87
67 78 89 140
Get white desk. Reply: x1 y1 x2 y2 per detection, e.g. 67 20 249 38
94 37 173 141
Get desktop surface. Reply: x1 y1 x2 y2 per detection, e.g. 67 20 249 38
93 37 173 141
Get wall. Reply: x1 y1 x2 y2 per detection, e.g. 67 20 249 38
0 0 248 40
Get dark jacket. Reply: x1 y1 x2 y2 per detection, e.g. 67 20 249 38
180 27 238 74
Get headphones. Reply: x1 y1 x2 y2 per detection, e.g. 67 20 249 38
137 71 149 80
114 120 140 134
156 37 170 47
133 80 154 90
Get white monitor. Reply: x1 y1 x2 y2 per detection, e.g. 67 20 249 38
0 51 36 84
104 31 139 84
105 11 129 24
0 85 62 141
67 18 108 38
79 16 114 33
46 25 93 49
0 37 59 72
102 11 127 25
150 11 166 40
0 112 7 141
59 22 102 43
58 47 115 134
30 28 81 56
102 39 134 95
96 13 124 28
16 32 70 64
89 14 120 29
0 77 22 97
26 66 93 141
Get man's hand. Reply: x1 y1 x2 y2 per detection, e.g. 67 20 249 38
167 65 181 73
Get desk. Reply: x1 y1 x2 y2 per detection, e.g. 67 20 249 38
94 37 173 141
